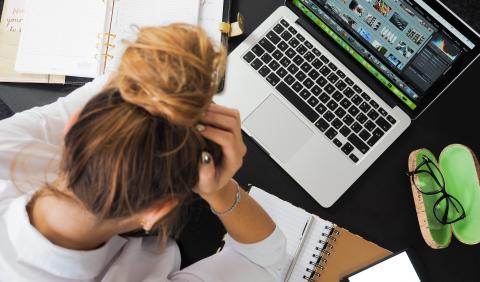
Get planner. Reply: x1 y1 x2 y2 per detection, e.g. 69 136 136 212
15 0 200 78
249 187 391 282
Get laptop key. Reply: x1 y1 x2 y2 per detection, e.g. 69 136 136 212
296 33 305 42
288 26 297 34
280 19 289 27
359 129 371 141
266 73 280 86
369 100 379 109
312 48 321 56
348 105 360 117
301 62 312 73
243 51 255 63
323 111 335 122
280 57 291 67
340 98 352 109
342 143 354 155
297 45 307 55
325 128 338 139
307 96 319 107
328 62 337 71
359 102 371 113
316 104 327 114
312 58 323 69
348 134 369 154
272 50 283 60
343 87 355 98
251 59 263 70
356 113 368 124
258 66 271 77
368 129 384 146
319 66 331 76
364 120 376 132
340 126 351 137
308 69 320 80
311 85 322 96
351 122 362 133
352 95 362 105
372 128 384 138
276 67 287 78
349 154 359 163
292 82 303 92
320 55 329 63
316 77 327 87
345 77 354 86
353 84 362 93
295 71 306 82
304 78 314 89
300 89 311 100
387 115 397 124
315 118 329 132
276 82 319 123
376 117 392 131
261 53 273 64
332 118 343 129
286 48 296 57
333 138 343 148
332 91 343 102
327 73 339 84
335 80 347 91
252 45 265 56
273 24 285 34
334 108 346 118
361 92 371 101
267 31 281 44
288 38 300 48
285 74 295 85
319 93 330 103
259 38 275 53
367 109 379 121
343 115 354 126
324 83 335 94
278 41 289 51
269 60 280 71
281 30 292 41
337 70 346 78
304 41 313 49
305 51 315 62
327 100 338 111
379 107 388 116
293 55 305 66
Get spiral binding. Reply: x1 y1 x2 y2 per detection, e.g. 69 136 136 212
301 224 340 281
95 32 117 69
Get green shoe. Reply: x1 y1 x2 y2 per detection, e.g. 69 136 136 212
440 144 480 245
408 149 451 249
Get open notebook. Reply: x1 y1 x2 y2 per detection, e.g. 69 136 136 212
249 187 391 282
15 0 201 78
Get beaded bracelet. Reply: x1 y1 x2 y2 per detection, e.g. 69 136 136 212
210 179 241 216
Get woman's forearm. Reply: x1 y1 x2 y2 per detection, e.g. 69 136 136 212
201 180 275 244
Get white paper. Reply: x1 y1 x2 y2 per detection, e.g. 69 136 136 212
15 0 107 77
199 0 224 45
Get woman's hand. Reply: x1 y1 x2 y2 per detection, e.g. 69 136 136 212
193 104 247 198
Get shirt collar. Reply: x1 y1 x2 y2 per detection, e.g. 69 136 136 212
4 194 128 280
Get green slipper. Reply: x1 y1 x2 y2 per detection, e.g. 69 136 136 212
440 144 480 245
408 149 451 249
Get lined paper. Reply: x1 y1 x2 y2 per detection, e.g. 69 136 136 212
249 187 333 281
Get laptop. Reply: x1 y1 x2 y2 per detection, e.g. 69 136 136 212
215 0 480 207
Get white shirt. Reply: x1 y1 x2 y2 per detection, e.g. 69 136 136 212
0 76 287 282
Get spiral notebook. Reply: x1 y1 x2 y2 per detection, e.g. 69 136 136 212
14 0 200 78
249 187 391 282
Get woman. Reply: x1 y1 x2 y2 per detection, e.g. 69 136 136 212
0 25 286 281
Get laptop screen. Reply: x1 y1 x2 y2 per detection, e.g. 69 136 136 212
290 0 479 112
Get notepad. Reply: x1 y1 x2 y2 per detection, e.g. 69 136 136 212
15 0 200 78
249 187 392 282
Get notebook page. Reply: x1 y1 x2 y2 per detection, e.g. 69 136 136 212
15 0 107 77
199 0 224 45
105 0 200 73
249 187 312 280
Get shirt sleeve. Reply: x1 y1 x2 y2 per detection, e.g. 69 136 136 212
0 76 110 185
168 226 287 282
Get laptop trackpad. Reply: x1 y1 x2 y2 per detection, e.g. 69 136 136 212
244 95 314 163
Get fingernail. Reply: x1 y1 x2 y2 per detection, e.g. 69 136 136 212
201 152 212 164
196 124 206 132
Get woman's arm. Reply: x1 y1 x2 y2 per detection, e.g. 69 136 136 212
0 76 109 182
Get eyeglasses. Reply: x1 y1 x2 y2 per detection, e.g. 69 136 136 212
407 155 466 225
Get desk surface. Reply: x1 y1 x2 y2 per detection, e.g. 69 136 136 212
1 0 480 281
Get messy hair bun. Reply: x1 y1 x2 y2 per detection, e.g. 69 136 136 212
116 24 226 126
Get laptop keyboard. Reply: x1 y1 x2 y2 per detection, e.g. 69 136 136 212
242 19 397 163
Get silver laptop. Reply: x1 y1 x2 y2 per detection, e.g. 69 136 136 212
215 0 480 207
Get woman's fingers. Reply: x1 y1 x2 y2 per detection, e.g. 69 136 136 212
199 126 243 169
193 152 217 194
201 111 240 134
208 103 241 121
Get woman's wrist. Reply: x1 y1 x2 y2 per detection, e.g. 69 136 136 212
200 180 240 213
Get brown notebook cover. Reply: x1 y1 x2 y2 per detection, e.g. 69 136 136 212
311 226 391 281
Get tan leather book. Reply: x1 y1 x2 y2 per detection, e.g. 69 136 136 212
311 226 391 282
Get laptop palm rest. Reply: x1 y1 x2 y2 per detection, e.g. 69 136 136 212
244 95 314 163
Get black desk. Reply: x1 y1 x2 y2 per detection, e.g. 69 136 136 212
1 0 479 281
